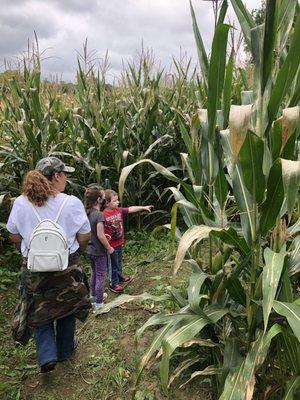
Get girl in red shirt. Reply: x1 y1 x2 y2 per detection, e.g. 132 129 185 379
103 189 153 293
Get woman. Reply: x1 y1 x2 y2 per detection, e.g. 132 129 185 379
7 156 91 373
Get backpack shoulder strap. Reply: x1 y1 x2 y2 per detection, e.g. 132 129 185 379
54 195 69 223
29 201 42 222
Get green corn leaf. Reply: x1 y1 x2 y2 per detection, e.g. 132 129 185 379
223 49 234 128
119 159 192 202
164 186 199 228
282 327 300 375
280 263 293 303
136 310 192 341
220 324 282 400
168 355 203 388
230 0 255 50
226 275 247 307
187 272 210 314
222 338 242 384
178 366 222 389
261 0 277 93
286 236 300 277
232 164 255 246
277 0 298 52
211 227 250 257
281 159 300 216
217 0 229 25
267 12 300 133
271 118 282 161
160 305 227 392
215 161 228 210
190 0 209 91
273 301 300 343
136 323 174 386
283 376 300 400
240 131 265 205
260 160 284 236
207 24 230 142
263 248 285 330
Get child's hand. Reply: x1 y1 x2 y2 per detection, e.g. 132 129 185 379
108 246 115 254
144 205 154 213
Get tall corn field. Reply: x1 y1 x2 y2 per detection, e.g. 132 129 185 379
0 0 300 398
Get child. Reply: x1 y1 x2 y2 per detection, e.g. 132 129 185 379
103 189 153 293
84 187 114 312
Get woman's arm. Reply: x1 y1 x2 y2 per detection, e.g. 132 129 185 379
97 222 114 254
127 205 153 214
76 232 91 252
9 233 22 251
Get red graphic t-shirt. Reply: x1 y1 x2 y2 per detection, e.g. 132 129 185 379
102 207 129 248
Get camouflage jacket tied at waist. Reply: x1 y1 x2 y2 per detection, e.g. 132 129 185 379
12 254 91 345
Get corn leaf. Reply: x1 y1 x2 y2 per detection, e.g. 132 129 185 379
283 376 300 400
277 0 298 52
136 323 174 386
230 0 255 50
239 131 265 204
189 0 209 91
207 24 230 142
273 301 300 343
220 324 282 400
187 272 210 314
261 0 277 93
260 160 284 236
173 225 221 275
267 12 300 132
160 305 227 391
287 236 300 277
281 159 300 216
223 49 234 128
226 275 247 307
217 0 229 25
263 248 285 330
96 292 170 314
232 165 255 246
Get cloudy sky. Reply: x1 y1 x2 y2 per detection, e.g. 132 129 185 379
0 0 261 83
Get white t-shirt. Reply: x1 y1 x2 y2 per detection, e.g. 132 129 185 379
7 193 91 256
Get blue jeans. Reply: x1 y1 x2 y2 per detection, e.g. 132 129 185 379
34 313 76 367
109 246 124 287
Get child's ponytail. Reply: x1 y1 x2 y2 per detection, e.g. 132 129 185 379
84 186 104 214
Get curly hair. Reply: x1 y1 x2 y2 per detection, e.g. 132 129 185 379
22 170 56 206
84 186 105 214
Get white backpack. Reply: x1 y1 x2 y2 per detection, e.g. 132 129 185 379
27 196 70 272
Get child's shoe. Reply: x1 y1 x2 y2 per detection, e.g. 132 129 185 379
103 292 108 301
120 275 131 283
109 284 124 294
90 295 96 305
93 303 110 314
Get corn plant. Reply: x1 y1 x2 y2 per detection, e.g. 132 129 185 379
0 42 199 213
119 1 300 398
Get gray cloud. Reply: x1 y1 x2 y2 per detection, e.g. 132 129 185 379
0 0 262 82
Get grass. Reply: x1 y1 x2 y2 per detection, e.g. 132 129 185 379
0 231 211 400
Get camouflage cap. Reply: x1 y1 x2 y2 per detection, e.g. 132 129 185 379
35 156 75 177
